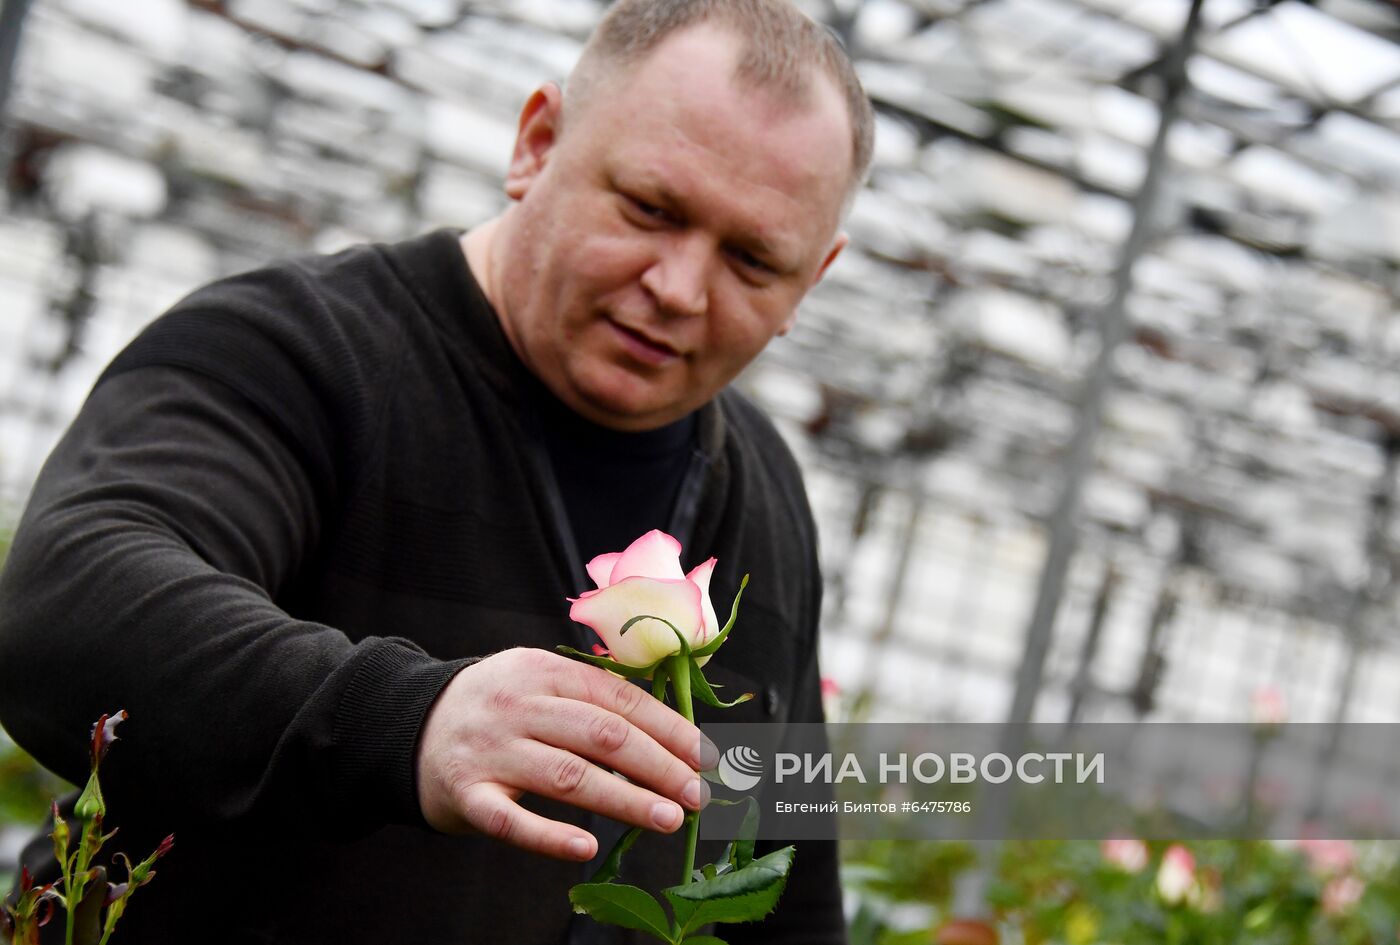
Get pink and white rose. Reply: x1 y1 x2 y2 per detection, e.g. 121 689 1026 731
569 530 720 668
1156 844 1196 905
1250 685 1287 725
1297 835 1356 877
1101 837 1149 874
1321 875 1365 915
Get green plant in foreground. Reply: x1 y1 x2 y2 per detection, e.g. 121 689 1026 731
1 712 173 945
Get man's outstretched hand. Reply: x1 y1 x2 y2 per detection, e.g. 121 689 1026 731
415 647 715 860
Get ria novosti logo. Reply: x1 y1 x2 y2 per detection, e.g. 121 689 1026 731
716 745 764 790
710 741 1106 791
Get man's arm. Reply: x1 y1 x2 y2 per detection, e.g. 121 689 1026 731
0 363 710 851
0 366 460 829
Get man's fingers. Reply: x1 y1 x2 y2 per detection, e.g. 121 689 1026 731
461 782 599 861
505 741 691 833
526 696 708 811
417 651 719 853
546 656 715 769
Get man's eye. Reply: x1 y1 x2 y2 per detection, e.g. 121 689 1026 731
628 197 670 222
731 248 775 275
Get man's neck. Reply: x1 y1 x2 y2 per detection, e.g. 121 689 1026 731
463 216 545 400
460 219 503 314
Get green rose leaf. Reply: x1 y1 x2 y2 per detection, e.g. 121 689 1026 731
682 937 731 945
663 846 795 935
730 796 760 870
589 826 644 885
568 883 673 942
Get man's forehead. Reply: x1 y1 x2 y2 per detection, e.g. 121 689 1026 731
592 31 850 184
574 23 839 135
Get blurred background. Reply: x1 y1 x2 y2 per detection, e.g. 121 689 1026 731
0 0 1398 940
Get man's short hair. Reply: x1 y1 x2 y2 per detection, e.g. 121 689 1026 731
567 0 875 198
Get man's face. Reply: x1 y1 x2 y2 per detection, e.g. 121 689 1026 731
490 25 852 431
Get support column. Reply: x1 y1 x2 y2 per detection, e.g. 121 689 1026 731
952 0 1207 915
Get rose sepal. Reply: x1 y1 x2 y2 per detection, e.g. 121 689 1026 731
618 612 690 644
553 645 669 680
689 574 749 660
643 619 752 710
651 665 671 703
643 623 751 709
687 660 753 710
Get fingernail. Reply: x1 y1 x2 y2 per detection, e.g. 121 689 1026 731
652 801 682 830
682 778 709 809
695 735 719 770
568 837 594 859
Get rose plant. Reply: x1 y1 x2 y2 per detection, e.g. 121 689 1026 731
967 838 1400 945
557 530 792 945
1 712 173 945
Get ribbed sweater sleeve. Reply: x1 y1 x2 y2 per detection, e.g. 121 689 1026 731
0 256 466 833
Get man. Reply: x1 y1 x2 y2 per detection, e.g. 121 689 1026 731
0 0 874 941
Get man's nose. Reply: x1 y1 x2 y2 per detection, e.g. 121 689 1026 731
640 236 710 319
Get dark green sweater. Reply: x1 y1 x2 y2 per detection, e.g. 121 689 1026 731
0 229 843 943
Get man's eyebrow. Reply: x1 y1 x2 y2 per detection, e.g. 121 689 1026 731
617 172 796 266
647 182 685 213
613 171 675 206
732 231 796 269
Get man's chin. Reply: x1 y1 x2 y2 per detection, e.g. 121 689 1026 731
570 388 686 432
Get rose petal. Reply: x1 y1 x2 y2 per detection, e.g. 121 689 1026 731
570 576 703 667
685 558 720 645
609 530 685 583
89 710 127 767
586 552 622 590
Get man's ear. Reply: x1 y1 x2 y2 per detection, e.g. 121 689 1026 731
504 82 564 201
812 231 849 286
778 232 849 336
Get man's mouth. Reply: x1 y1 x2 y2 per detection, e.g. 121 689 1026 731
608 319 682 366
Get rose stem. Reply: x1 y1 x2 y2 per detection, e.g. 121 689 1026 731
669 653 700 889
